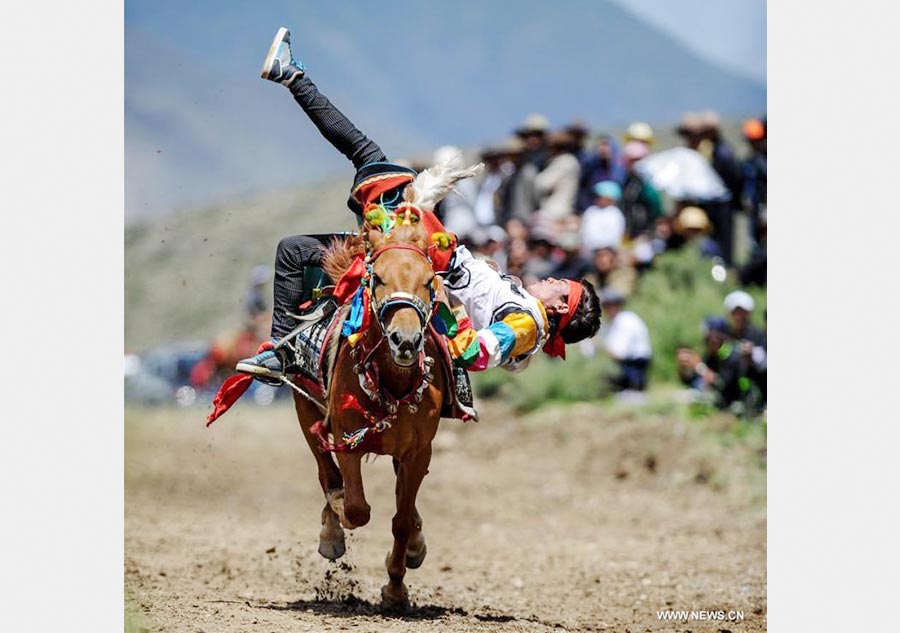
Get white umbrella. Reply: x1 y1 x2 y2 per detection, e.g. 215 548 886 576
633 147 731 202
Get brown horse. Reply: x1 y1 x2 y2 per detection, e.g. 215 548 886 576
290 221 447 609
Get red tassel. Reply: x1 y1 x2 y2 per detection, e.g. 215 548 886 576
340 392 366 414
309 419 334 452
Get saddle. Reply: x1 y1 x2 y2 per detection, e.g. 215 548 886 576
281 295 477 422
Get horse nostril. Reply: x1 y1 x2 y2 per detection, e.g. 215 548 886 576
412 332 423 349
389 331 403 347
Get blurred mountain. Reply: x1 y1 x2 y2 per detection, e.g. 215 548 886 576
125 0 765 221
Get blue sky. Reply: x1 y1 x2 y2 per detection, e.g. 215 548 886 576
125 1 766 219
608 0 766 81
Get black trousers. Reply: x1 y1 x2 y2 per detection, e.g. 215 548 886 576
270 75 386 340
270 234 335 339
287 74 386 169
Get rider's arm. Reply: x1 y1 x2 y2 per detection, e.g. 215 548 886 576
447 307 538 371
440 245 541 371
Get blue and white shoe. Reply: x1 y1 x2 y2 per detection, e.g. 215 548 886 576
236 348 289 386
260 27 305 85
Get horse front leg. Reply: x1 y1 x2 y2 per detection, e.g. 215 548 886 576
382 445 431 609
293 392 346 559
334 450 371 529
392 458 427 569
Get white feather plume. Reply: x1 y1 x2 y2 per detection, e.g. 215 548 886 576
405 157 484 210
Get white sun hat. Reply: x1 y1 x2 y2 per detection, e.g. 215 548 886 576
724 290 755 313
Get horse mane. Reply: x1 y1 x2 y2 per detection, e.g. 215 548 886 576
321 224 430 284
322 233 365 283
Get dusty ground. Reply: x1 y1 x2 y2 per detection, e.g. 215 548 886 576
125 399 766 632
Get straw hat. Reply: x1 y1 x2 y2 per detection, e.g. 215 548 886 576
676 112 703 136
676 206 712 233
515 113 550 136
624 121 655 145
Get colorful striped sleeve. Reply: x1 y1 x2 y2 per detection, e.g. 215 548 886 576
447 309 538 372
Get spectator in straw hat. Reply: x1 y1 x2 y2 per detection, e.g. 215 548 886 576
676 112 704 147
534 130 581 221
675 206 723 259
498 136 540 225
623 121 655 148
564 119 591 156
700 110 743 207
515 113 551 170
621 140 663 238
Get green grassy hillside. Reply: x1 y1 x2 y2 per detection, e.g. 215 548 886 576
125 176 356 351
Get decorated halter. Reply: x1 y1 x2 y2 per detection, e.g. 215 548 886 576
337 202 457 347
368 242 435 329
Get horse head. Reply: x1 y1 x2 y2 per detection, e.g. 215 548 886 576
366 220 434 367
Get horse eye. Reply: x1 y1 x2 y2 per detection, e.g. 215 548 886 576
372 273 384 286
424 276 435 288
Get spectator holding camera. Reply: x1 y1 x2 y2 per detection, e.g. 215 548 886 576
677 316 765 414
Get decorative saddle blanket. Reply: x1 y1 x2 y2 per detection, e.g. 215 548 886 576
285 298 476 421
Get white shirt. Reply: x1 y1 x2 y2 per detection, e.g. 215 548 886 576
580 203 626 252
442 246 548 371
601 310 652 360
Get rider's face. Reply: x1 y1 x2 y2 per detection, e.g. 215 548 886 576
525 277 571 316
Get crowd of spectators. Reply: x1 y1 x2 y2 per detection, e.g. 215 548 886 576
421 110 767 413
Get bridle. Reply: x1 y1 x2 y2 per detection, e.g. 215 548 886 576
368 243 435 332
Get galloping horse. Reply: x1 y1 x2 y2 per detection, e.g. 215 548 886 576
292 219 448 609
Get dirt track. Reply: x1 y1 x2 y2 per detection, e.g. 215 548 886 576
125 399 766 632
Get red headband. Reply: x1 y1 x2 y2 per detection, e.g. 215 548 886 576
541 280 583 360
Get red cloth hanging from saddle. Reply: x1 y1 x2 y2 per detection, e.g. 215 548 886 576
205 341 273 426
333 256 366 303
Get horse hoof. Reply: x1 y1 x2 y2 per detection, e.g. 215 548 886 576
318 536 346 560
380 584 410 611
405 539 427 569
